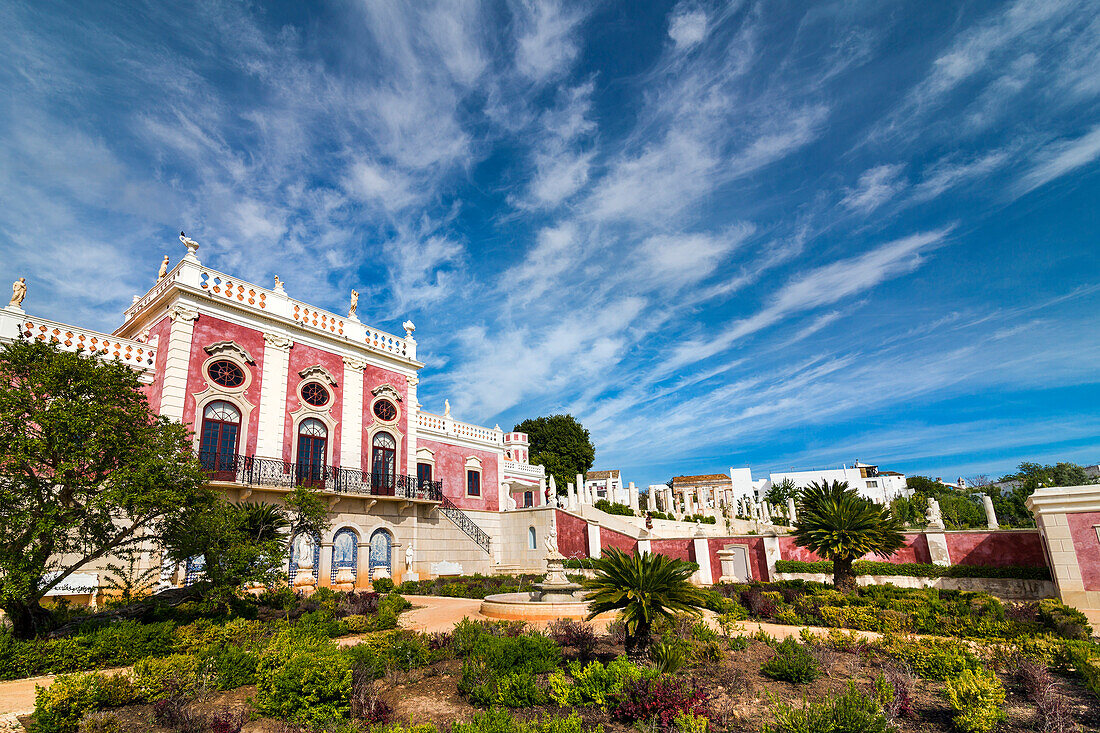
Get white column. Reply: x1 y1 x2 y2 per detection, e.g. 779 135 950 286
982 493 999 529
586 520 601 559
341 358 366 470
628 481 639 511
605 477 613 503
160 304 199 422
787 497 797 524
637 537 652 555
567 482 576 509
405 374 419 478
692 531 712 585
256 332 292 458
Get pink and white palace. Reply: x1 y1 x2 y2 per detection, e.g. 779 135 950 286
0 234 551 591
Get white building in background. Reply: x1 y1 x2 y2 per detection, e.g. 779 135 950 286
763 461 909 503
584 469 627 504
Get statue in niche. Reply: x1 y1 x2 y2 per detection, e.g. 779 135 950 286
295 534 315 569
349 289 359 318
157 255 169 282
405 544 415 570
8 278 26 308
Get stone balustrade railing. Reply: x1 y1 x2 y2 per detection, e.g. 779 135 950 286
502 459 544 478
122 258 415 361
418 411 503 446
0 309 157 381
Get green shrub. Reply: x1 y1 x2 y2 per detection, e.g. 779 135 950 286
548 657 654 708
764 682 890 733
672 713 708 733
32 672 137 733
344 630 430 680
130 654 211 701
944 668 1006 733
761 638 821 684
450 708 603 733
594 500 635 517
255 637 352 726
879 636 980 681
1038 599 1092 640
372 577 395 593
650 641 687 674
1059 641 1100 699
76 710 125 733
343 614 372 633
774 559 1051 580
457 630 560 707
207 644 260 689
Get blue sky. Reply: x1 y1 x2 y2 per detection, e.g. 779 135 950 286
2 0 1098 488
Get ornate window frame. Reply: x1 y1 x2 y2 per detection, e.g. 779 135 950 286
465 455 483 497
192 342 256 456
368 383 402 426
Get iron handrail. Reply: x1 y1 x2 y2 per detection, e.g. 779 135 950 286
439 495 492 554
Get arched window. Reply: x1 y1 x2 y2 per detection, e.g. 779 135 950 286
371 432 396 495
528 527 537 550
184 555 206 586
331 529 358 583
296 418 328 487
200 400 240 477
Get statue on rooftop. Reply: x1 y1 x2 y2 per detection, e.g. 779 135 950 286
157 255 169 282
403 320 416 338
273 275 283 290
444 399 451 418
8 277 26 308
349 289 359 318
179 231 199 258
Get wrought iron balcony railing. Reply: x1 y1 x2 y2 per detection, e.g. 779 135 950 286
199 451 443 501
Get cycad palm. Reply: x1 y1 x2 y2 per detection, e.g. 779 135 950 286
792 480 904 592
582 548 708 658
232 501 290 542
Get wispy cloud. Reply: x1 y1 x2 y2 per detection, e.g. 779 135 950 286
1014 124 1100 195
842 164 906 213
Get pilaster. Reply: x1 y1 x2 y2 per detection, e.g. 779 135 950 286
256 332 292 458
159 304 199 422
342 357 366 470
406 373 419 478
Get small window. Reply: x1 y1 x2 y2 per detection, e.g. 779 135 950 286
208 360 245 388
302 382 330 407
524 491 533 507
528 527 537 550
467 470 481 497
867 480 878 488
373 399 397 422
417 462 433 486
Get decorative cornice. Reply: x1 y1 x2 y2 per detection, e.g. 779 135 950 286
263 332 293 350
170 305 199 322
342 356 367 371
298 364 338 386
406 374 419 388
203 340 255 364
370 383 403 402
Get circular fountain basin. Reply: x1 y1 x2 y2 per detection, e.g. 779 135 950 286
479 591 594 621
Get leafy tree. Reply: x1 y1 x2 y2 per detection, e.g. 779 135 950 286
0 340 209 638
512 414 595 493
990 462 1094 528
765 478 800 506
892 476 985 530
792 480 905 592
582 548 708 660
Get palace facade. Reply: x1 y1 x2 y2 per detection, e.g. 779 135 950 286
0 234 549 595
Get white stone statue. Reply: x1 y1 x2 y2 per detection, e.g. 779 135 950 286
348 289 359 318
925 497 945 529
405 544 415 569
273 275 284 291
157 255 169 282
179 231 200 258
295 534 315 569
444 399 451 418
545 513 560 557
403 320 416 338
8 277 26 308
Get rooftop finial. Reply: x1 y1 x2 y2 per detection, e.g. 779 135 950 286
179 231 200 262
403 319 416 338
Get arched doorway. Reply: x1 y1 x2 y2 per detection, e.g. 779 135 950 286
199 400 241 479
371 432 396 495
369 528 392 579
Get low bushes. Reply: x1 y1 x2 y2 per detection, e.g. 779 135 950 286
456 624 561 708
398 574 543 599
774 559 1052 580
254 635 353 727
32 672 138 733
1038 599 1093 641
593 499 635 516
878 636 980 681
760 638 822 683
944 668 1006 733
548 657 655 708
764 682 891 733
130 653 211 701
611 676 709 727
449 708 605 733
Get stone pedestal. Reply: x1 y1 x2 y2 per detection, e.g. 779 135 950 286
532 557 583 601
333 568 355 592
925 530 951 566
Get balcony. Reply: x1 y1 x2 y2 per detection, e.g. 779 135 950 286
199 452 443 502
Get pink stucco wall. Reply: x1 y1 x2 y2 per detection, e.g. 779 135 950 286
283 342 343 465
360 365 410 472
183 315 266 457
600 526 637 555
778 532 932 564
650 539 692 562
417 437 499 511
1067 513 1100 591
944 530 1046 567
556 510 589 559
141 315 173 414
706 537 768 583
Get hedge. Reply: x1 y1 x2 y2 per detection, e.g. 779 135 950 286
773 560 1051 580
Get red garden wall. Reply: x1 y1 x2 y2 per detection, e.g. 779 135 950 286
706 537 768 583
1067 513 1100 591
600 526 637 554
944 530 1046 567
555 510 589 559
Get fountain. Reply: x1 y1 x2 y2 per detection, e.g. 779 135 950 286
479 509 593 621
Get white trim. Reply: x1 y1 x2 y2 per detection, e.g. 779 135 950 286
289 409 337 468
299 364 338 386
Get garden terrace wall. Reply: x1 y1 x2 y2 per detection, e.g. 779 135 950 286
773 572 1057 600
599 525 638 554
555 510 590 560
706 536 769 583
944 529 1046 567
779 533 932 565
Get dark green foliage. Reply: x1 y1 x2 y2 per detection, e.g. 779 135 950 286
255 635 352 726
764 682 891 733
1059 642 1100 699
1038 598 1093 640
398 573 543 599
792 481 906 592
0 340 209 638
682 513 717 524
765 478 800 507
32 672 138 733
512 415 595 493
593 499 635 516
583 549 709 659
774 559 1051 580
456 626 561 708
372 577 395 593
760 638 822 683
450 708 603 733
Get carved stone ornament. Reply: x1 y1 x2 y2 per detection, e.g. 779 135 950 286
203 340 255 364
263 332 293 350
370 383 403 402
170 304 200 322
406 374 419 388
342 356 367 371
298 364 338 386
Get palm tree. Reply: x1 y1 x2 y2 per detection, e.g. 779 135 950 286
232 501 291 542
791 480 905 592
582 548 709 659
